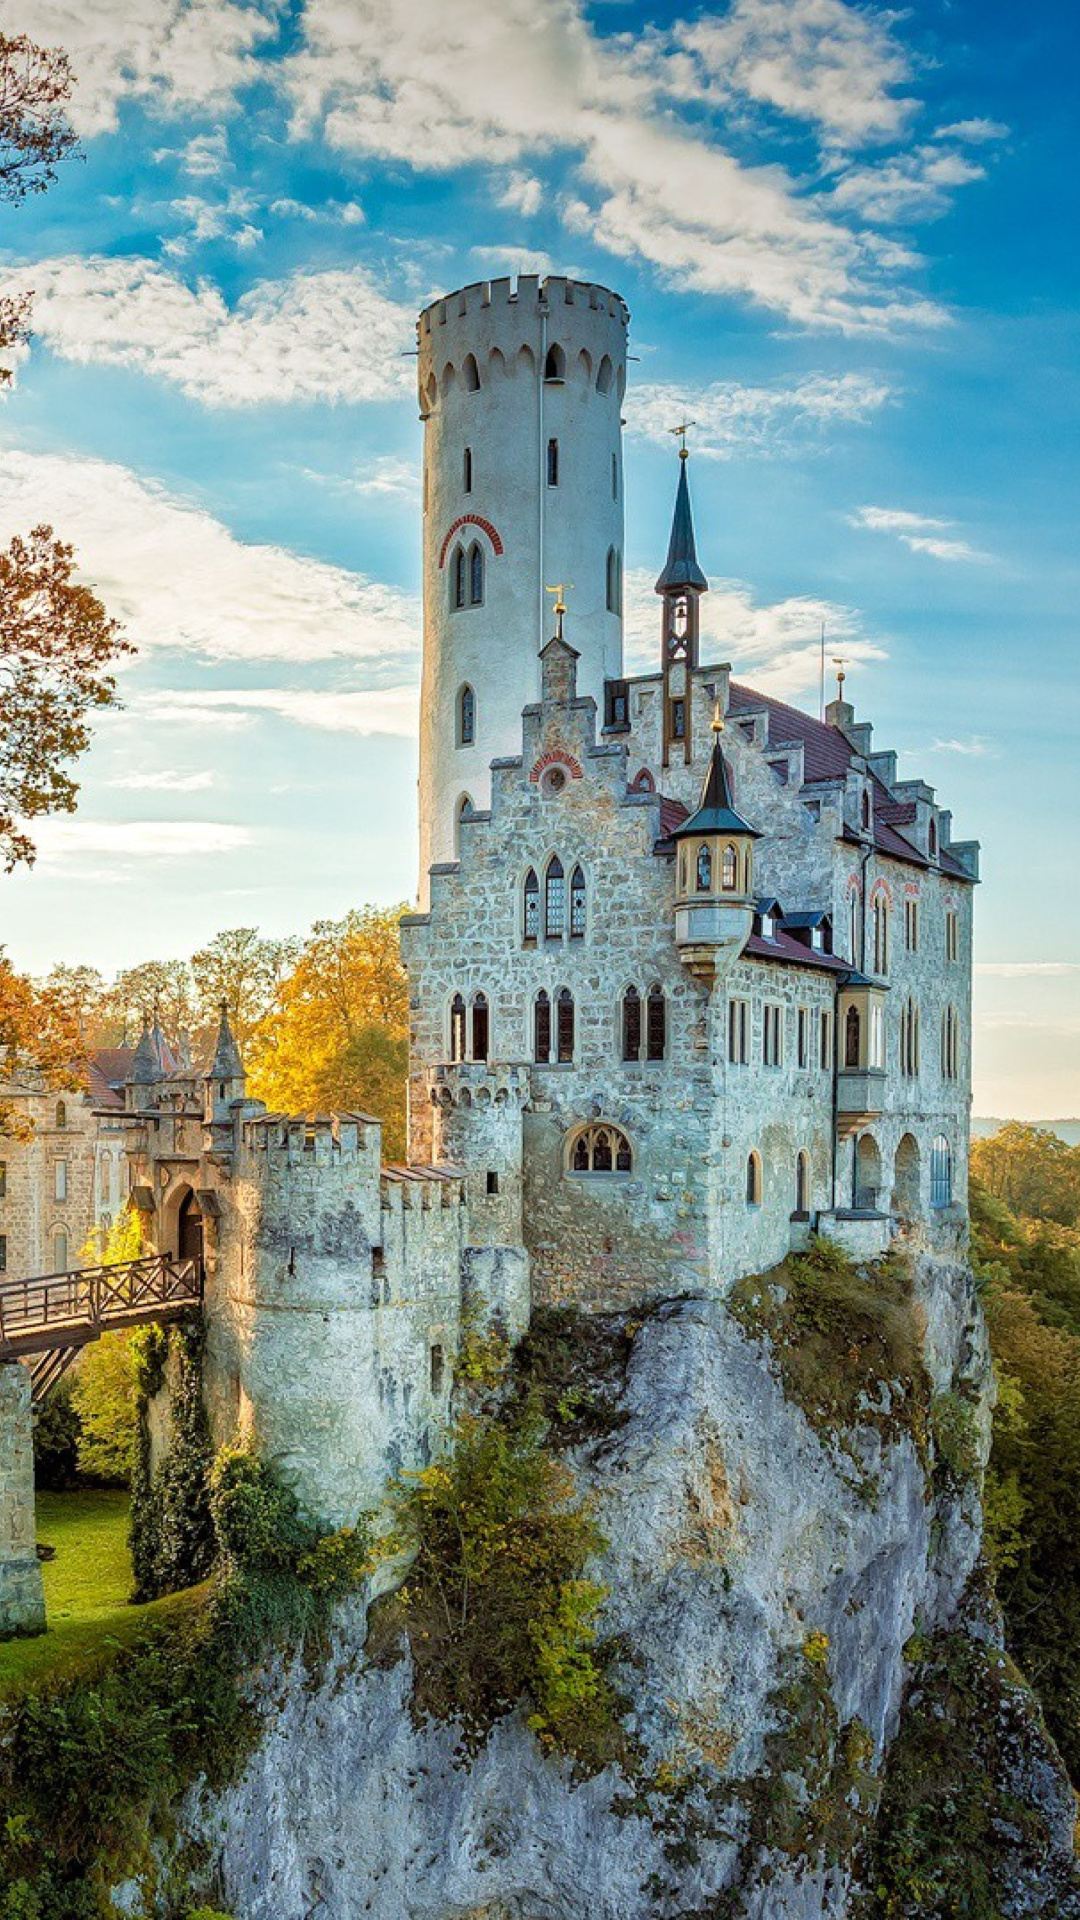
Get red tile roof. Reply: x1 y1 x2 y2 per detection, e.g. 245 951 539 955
658 795 689 840
727 681 853 781
744 929 853 975
85 1047 135 1108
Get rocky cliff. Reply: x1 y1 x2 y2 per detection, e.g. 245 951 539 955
189 1254 1080 1919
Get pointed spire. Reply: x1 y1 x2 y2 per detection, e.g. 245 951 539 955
674 708 760 840
207 1002 244 1082
130 1021 162 1086
655 452 708 596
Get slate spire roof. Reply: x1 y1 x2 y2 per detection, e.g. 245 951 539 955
130 1021 175 1085
207 1002 244 1082
655 453 709 596
673 721 760 840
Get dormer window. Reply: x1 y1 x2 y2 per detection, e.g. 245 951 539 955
811 925 824 952
760 910 775 940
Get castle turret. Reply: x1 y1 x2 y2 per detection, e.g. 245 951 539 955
656 447 708 767
126 1020 175 1111
671 712 759 981
416 275 629 896
204 1003 245 1128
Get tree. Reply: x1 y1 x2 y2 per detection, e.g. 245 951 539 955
190 927 297 1058
972 1122 1080 1228
68 1208 145 1483
1 36 129 867
250 907 410 1158
106 958 195 1048
40 962 109 1047
0 950 83 1135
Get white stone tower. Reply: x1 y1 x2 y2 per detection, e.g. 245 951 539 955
416 274 630 894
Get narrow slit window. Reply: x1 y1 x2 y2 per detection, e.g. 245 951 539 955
534 990 552 1063
453 546 467 610
622 985 641 1062
556 987 575 1063
547 437 559 486
450 993 467 1062
459 683 476 746
471 993 489 1063
646 985 666 1062
463 446 473 493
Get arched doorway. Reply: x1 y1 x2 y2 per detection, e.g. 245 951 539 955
892 1134 921 1221
177 1189 204 1267
854 1134 882 1212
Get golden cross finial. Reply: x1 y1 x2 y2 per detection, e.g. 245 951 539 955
832 655 848 699
711 697 724 736
545 582 571 640
669 420 695 459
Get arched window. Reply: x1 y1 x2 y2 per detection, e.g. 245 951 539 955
845 1005 861 1069
534 991 552 1063
849 889 860 965
696 843 712 892
901 998 920 1077
596 354 613 394
462 352 481 392
861 789 871 831
523 868 539 945
52 1228 68 1272
469 541 484 606
547 437 559 487
568 1123 632 1175
746 1151 763 1206
942 1005 959 1080
606 546 622 614
471 992 489 1063
796 1150 810 1216
452 545 467 610
556 987 575 1063
646 985 666 1062
455 793 474 858
55 1100 67 1129
458 683 476 747
872 893 889 974
569 865 586 939
930 1135 953 1209
721 844 738 891
545 857 565 937
622 985 641 1062
463 446 473 493
544 343 565 381
450 994 467 1063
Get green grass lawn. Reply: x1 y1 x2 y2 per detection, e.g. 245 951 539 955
0 1488 210 1693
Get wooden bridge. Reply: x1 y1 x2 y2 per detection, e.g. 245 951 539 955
0 1254 203 1403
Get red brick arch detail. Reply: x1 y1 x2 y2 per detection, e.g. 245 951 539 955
438 515 505 568
870 877 895 907
529 750 583 784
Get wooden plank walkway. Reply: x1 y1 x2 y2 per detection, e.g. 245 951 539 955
0 1254 203 1403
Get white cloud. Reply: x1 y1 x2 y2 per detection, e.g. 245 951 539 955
670 0 916 146
0 448 421 665
623 565 886 695
29 819 251 862
25 0 283 136
141 685 419 737
922 737 993 758
934 119 1009 144
629 371 891 456
8 256 414 407
975 963 1080 979
829 144 986 225
268 196 366 225
499 172 544 217
162 187 264 256
108 768 217 791
849 504 990 563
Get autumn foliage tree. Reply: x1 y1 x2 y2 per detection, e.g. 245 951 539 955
1 33 129 868
0 950 83 1134
249 907 410 1159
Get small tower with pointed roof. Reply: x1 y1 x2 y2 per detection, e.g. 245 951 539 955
204 1003 246 1130
125 1020 176 1112
671 709 760 980
656 446 708 769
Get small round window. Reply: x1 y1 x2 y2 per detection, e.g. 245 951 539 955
542 765 568 796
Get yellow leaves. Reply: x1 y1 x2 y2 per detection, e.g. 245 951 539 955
802 1631 830 1668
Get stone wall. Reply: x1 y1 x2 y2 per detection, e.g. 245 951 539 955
0 1362 44 1638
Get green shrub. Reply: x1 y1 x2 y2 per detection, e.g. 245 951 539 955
32 1382 81 1491
930 1389 982 1482
130 1322 215 1603
371 1408 625 1772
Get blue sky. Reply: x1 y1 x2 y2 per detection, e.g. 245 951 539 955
0 0 1076 1116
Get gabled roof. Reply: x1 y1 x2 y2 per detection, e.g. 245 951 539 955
86 1047 135 1109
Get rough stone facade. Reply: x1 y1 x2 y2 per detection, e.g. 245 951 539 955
0 1362 44 1636
0 1069 126 1282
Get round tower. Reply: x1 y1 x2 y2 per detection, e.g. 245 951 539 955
416 274 630 894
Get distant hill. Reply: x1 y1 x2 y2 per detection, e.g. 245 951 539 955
973 1118 1080 1148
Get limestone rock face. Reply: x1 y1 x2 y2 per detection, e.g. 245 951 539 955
196 1267 1079 1919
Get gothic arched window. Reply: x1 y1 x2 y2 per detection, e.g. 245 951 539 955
873 893 889 975
450 993 467 1063
568 1123 632 1175
849 890 860 964
55 1100 67 1129
534 990 552 1064
469 542 484 606
796 1150 810 1216
458 683 476 747
621 985 641 1062
556 987 575 1063
569 865 586 939
545 857 565 937
646 985 666 1062
721 844 737 891
845 1005 861 1069
596 354 613 394
462 352 481 392
930 1134 953 1209
696 843 712 892
452 546 467 610
523 868 539 945
544 343 565 381
471 992 489 1063
746 1151 763 1206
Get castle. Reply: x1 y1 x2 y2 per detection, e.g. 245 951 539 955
1 275 978 1627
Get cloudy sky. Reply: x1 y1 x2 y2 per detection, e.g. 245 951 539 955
0 0 1076 1117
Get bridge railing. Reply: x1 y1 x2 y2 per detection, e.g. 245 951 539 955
0 1253 203 1358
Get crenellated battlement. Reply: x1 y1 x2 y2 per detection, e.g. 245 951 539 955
238 1109 382 1163
428 1063 531 1112
417 275 628 418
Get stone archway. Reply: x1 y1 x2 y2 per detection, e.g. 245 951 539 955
855 1133 882 1212
892 1133 921 1221
177 1190 203 1266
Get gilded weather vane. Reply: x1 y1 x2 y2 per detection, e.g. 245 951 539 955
545 582 572 641
668 420 696 459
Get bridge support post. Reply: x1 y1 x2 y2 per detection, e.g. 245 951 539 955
0 1362 45 1639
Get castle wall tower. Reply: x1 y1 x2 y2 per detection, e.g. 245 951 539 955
416 275 629 896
